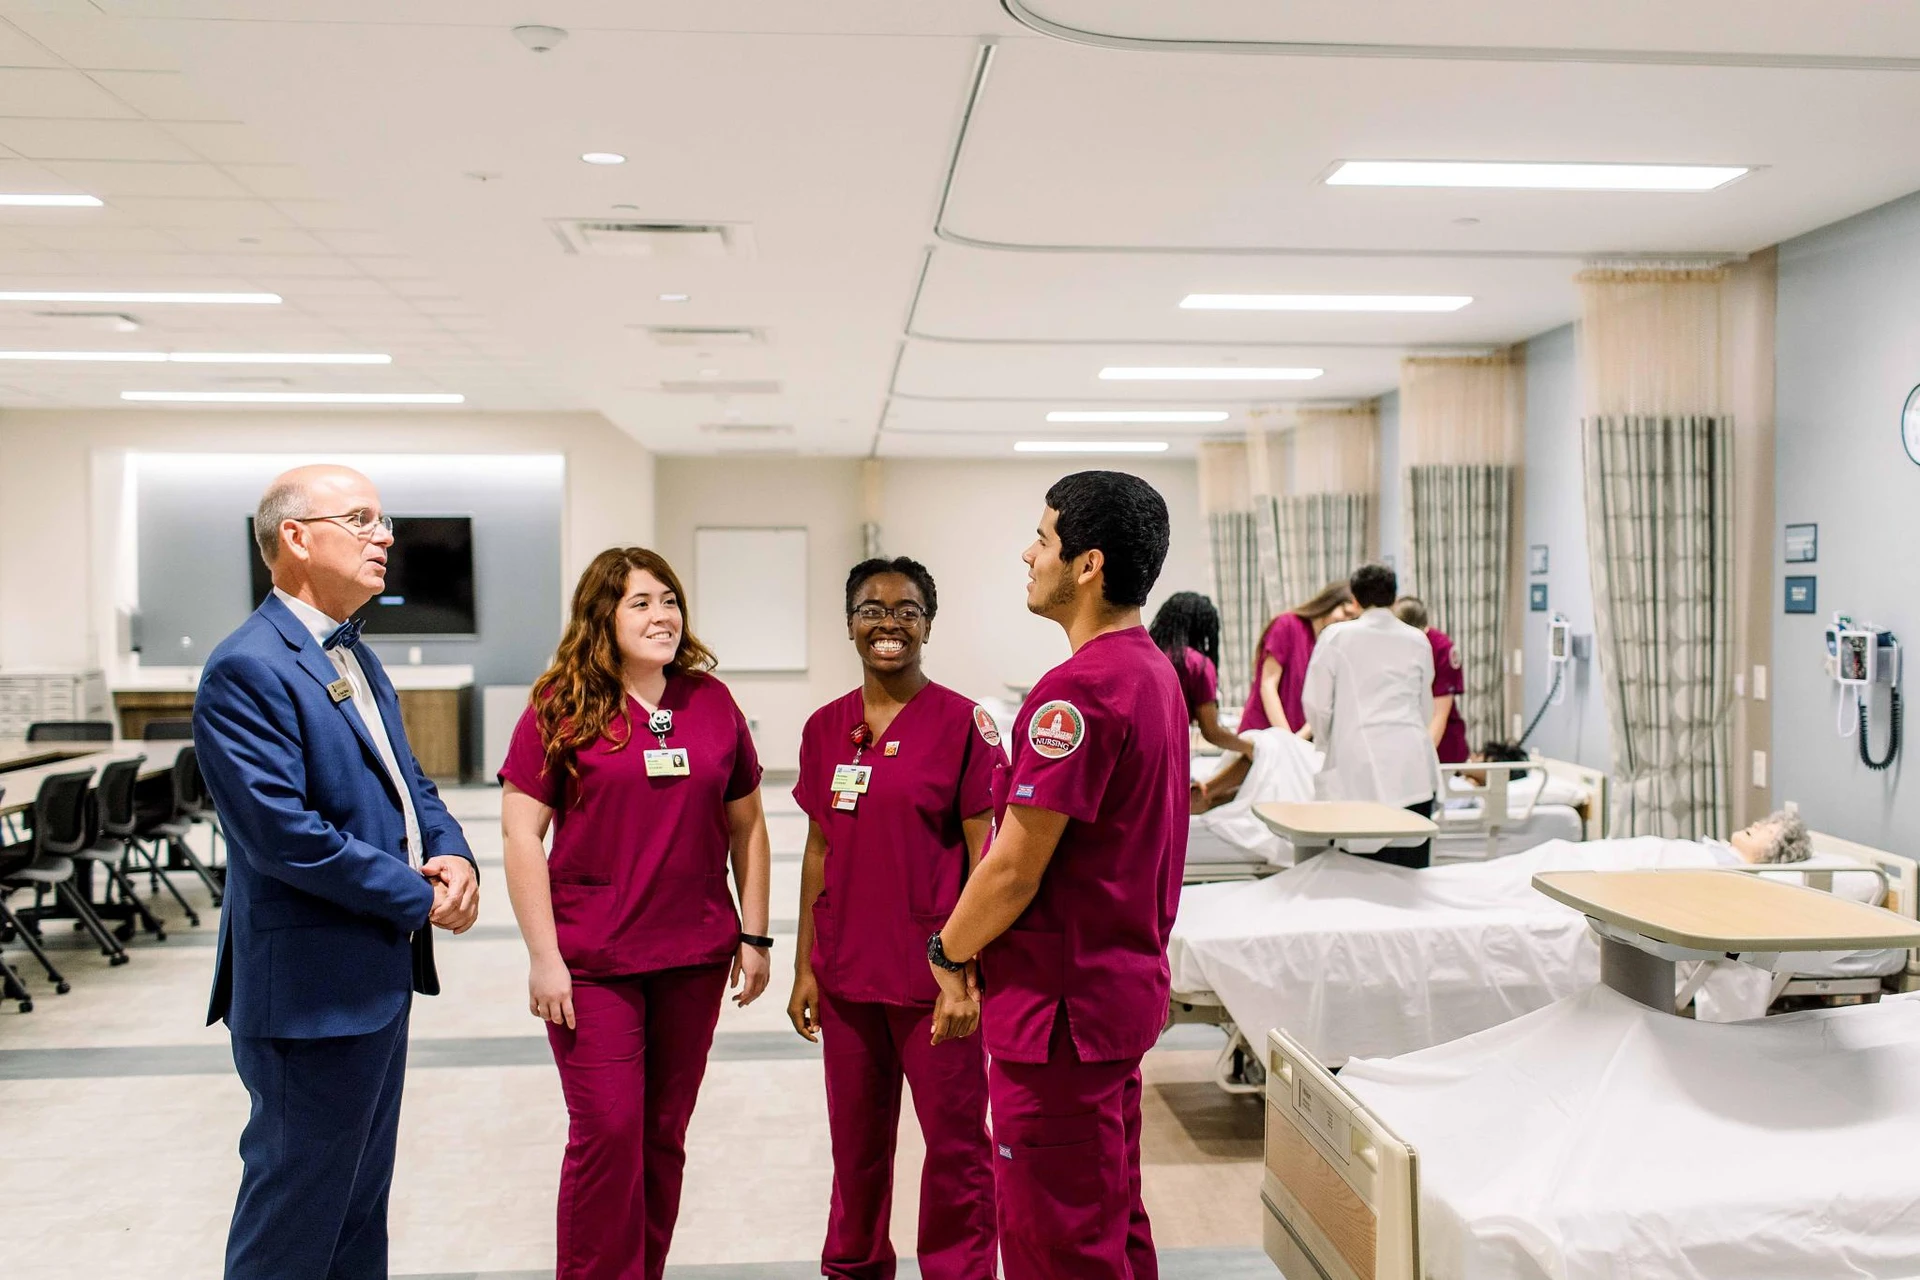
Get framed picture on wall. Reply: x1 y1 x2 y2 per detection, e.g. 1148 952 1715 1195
1784 523 1818 563
1529 583 1549 612
1784 576 1817 614
1527 545 1549 575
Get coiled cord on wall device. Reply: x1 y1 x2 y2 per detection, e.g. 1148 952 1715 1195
1516 666 1564 749
1859 686 1902 772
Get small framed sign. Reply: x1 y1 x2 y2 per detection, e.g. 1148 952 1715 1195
1527 545 1549 575
1784 576 1817 615
1784 523 1817 564
1529 583 1549 612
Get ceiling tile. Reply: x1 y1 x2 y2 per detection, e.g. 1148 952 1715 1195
88 70 239 122
0 21 65 70
272 199 375 231
8 224 186 252
47 159 248 197
0 14 181 71
163 121 285 164
165 226 325 254
0 117 196 161
221 164 321 199
0 67 137 117
203 252 361 278
0 156 81 192
108 196 295 230
313 230 404 257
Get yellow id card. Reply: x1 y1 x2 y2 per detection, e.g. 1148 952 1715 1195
644 748 691 777
830 764 872 794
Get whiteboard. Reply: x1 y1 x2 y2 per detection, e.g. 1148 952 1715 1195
693 526 808 673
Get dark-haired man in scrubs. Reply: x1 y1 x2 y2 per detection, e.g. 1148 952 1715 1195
927 471 1188 1280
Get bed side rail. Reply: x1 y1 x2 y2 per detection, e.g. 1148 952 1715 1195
1263 1028 1419 1280
1809 829 1920 977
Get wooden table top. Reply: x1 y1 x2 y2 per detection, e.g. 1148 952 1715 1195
1532 869 1920 952
1255 801 1439 842
0 740 185 817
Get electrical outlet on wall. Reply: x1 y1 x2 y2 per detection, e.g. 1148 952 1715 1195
1752 750 1768 789
1511 648 1524 677
1734 673 1746 697
1753 665 1768 701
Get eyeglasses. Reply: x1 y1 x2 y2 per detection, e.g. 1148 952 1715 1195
295 509 394 537
851 603 926 624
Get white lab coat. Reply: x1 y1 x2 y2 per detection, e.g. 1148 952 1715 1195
1303 607 1440 808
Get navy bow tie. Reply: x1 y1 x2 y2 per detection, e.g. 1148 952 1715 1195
323 618 364 652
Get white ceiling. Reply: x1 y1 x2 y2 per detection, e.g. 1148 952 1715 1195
0 2 1916 456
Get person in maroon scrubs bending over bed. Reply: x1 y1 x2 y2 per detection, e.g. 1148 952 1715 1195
927 471 1188 1280
498 547 774 1280
788 555 1003 1280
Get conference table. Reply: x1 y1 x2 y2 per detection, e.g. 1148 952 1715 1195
0 739 186 818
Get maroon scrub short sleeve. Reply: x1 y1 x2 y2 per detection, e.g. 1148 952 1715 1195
723 692 764 802
498 704 560 806
1004 684 1120 825
958 704 1004 819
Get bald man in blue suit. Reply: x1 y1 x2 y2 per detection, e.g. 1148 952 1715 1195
195 464 480 1280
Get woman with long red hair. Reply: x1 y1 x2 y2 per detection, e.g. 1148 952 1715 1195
499 546 773 1280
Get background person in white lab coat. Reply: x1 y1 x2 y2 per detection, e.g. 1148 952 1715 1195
1303 563 1441 868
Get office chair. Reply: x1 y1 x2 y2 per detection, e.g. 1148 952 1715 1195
0 785 31 1012
0 768 128 989
76 757 167 943
137 745 222 906
24 721 114 744
140 720 194 741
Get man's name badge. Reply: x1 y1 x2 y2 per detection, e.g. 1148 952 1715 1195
326 677 354 704
644 748 691 778
830 763 872 794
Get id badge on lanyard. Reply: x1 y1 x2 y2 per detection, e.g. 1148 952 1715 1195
834 722 876 812
643 707 690 778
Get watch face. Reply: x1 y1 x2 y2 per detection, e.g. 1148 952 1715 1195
1904 384 1920 466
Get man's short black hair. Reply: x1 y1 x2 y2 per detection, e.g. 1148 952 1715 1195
1045 471 1171 609
844 556 938 620
1350 562 1398 609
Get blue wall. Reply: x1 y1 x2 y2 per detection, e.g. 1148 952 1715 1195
1773 191 1920 849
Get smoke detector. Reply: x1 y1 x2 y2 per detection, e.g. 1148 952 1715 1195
511 25 568 53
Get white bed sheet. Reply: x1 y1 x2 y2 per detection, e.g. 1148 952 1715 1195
1432 804 1585 860
1169 837 1724 1063
1342 987 1920 1280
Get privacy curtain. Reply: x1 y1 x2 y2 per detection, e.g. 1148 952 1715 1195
1400 355 1522 750
1580 266 1734 839
1247 406 1377 612
1198 441 1265 703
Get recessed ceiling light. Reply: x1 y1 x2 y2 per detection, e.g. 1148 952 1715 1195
0 351 390 364
1181 294 1471 313
699 367 721 377
1047 410 1228 423
1016 441 1171 454
658 293 690 303
0 193 103 207
1326 160 1748 192
0 290 281 305
121 391 462 404
581 152 627 165
1099 366 1322 382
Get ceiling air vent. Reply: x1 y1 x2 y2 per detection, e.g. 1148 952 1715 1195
637 326 764 347
661 379 781 395
548 219 754 259
699 422 793 438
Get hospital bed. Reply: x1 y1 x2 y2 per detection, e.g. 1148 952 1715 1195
1431 758 1607 861
1257 871 1920 1280
1166 826 1917 1092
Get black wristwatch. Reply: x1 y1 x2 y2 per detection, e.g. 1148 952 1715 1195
740 932 774 950
927 931 967 972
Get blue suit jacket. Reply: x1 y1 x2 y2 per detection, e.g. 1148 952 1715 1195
194 595 475 1039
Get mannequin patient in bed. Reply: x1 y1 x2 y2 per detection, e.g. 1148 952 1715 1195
1719 809 1813 865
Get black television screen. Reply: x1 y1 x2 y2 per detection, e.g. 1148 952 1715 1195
249 514 477 636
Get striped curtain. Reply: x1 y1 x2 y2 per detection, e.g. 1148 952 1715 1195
1405 464 1512 749
1264 493 1371 609
1207 510 1265 709
1584 414 1732 839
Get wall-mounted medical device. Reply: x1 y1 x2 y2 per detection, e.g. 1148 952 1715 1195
1826 613 1902 771
1518 613 1589 744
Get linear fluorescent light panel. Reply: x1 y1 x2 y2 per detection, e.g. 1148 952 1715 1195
0 351 389 364
1181 294 1471 313
1326 160 1748 192
1100 366 1322 382
1016 441 1170 454
1046 410 1228 423
121 391 462 404
0 194 103 207
0 290 282 304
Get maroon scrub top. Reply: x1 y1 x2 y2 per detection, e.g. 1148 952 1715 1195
1172 646 1218 723
498 671 762 979
1429 628 1470 765
981 626 1189 1065
795 682 1003 1007
1238 612 1316 733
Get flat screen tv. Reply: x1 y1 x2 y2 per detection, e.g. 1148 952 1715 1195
249 515 477 637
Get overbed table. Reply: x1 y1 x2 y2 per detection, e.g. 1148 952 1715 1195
1533 869 1920 1011
1254 801 1439 862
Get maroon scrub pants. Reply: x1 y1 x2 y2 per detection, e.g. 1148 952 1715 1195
989 1016 1157 1280
546 962 730 1280
819 991 997 1279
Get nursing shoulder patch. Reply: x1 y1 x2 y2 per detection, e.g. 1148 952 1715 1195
1027 700 1086 760
972 705 1002 747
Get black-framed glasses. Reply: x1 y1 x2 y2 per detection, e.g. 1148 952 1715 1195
295 509 394 538
851 603 926 625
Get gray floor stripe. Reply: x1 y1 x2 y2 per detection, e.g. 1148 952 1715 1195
397 1249 1271 1279
10 918 800 954
0 1029 822 1080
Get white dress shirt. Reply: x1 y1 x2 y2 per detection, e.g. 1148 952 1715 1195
274 587 422 867
1303 607 1441 809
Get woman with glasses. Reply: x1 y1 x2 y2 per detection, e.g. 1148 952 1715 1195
498 546 773 1280
787 556 1001 1280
